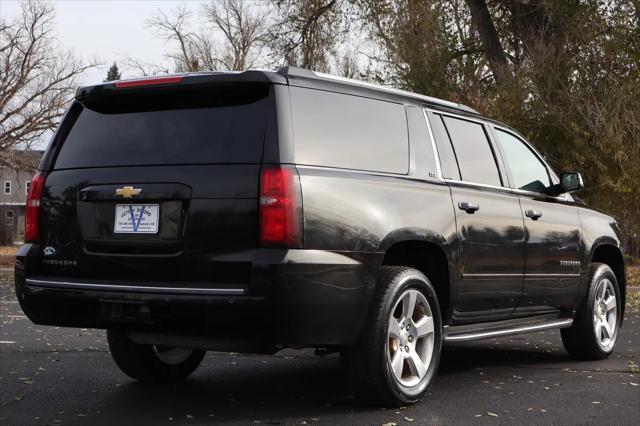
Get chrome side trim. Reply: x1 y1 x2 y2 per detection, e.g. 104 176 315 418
462 273 581 278
445 318 573 342
25 278 246 296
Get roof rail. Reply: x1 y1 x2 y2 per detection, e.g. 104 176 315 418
277 65 317 78
276 65 479 114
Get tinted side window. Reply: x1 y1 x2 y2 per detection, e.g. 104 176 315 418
290 87 409 174
427 112 461 180
442 116 501 186
495 129 551 192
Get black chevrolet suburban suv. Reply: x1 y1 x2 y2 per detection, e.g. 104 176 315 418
15 66 626 406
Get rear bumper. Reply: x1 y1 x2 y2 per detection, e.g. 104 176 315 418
15 245 381 347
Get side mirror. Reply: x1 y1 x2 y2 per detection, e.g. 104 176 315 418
559 172 584 193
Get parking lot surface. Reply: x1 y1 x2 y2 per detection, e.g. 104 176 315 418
1 271 639 425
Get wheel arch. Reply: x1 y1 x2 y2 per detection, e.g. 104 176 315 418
591 243 626 320
379 233 455 323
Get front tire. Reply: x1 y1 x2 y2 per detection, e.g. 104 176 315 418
561 263 621 360
342 266 443 406
107 330 205 383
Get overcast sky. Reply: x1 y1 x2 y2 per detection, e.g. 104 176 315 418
0 0 193 85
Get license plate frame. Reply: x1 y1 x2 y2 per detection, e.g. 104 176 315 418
114 204 160 234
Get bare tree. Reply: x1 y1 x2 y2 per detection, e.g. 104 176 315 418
0 0 96 169
147 5 205 72
203 0 270 70
268 0 344 72
147 0 269 72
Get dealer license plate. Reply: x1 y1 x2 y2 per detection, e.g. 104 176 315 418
114 204 159 234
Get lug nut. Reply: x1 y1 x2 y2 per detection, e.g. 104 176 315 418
405 345 410 352
408 336 413 342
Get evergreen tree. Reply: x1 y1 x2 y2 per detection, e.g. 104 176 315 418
104 62 122 82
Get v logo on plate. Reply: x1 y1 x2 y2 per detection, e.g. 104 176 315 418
128 206 147 232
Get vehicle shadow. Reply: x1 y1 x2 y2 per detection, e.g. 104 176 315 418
439 337 572 375
101 353 372 424
98 339 575 424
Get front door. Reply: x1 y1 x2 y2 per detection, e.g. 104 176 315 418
491 127 581 316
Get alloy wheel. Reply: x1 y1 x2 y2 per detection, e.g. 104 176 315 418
592 278 617 351
387 289 435 388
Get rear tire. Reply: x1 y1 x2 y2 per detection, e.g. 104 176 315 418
107 330 205 383
561 263 621 360
341 266 443 406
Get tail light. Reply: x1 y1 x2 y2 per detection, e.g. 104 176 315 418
259 165 302 247
25 172 46 243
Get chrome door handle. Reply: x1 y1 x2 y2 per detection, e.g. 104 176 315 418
525 209 543 220
458 202 480 214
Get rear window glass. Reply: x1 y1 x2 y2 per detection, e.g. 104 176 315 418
290 87 409 174
54 85 272 169
442 116 501 186
428 112 461 180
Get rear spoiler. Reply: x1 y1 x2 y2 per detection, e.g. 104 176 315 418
75 70 287 102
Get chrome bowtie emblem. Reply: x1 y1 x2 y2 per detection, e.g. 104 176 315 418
115 186 142 198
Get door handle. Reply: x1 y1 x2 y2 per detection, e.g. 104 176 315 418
525 209 543 220
458 202 480 214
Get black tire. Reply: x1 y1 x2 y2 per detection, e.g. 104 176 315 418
107 330 205 383
341 266 443 406
561 263 621 360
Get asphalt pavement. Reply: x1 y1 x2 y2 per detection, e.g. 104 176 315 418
1 271 639 425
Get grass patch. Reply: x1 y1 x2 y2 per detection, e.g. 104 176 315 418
627 288 640 312
0 245 18 268
628 265 640 287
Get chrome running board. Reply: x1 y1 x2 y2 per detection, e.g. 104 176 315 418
444 317 573 342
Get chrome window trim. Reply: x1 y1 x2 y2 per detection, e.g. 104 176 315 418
422 108 444 180
423 108 571 201
491 124 570 201
430 108 487 125
427 108 505 187
444 178 507 192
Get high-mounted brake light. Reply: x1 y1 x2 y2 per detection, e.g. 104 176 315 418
25 172 46 243
114 76 183 88
259 165 302 247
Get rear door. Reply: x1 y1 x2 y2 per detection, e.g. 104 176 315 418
428 111 525 324
491 127 582 315
37 82 276 286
